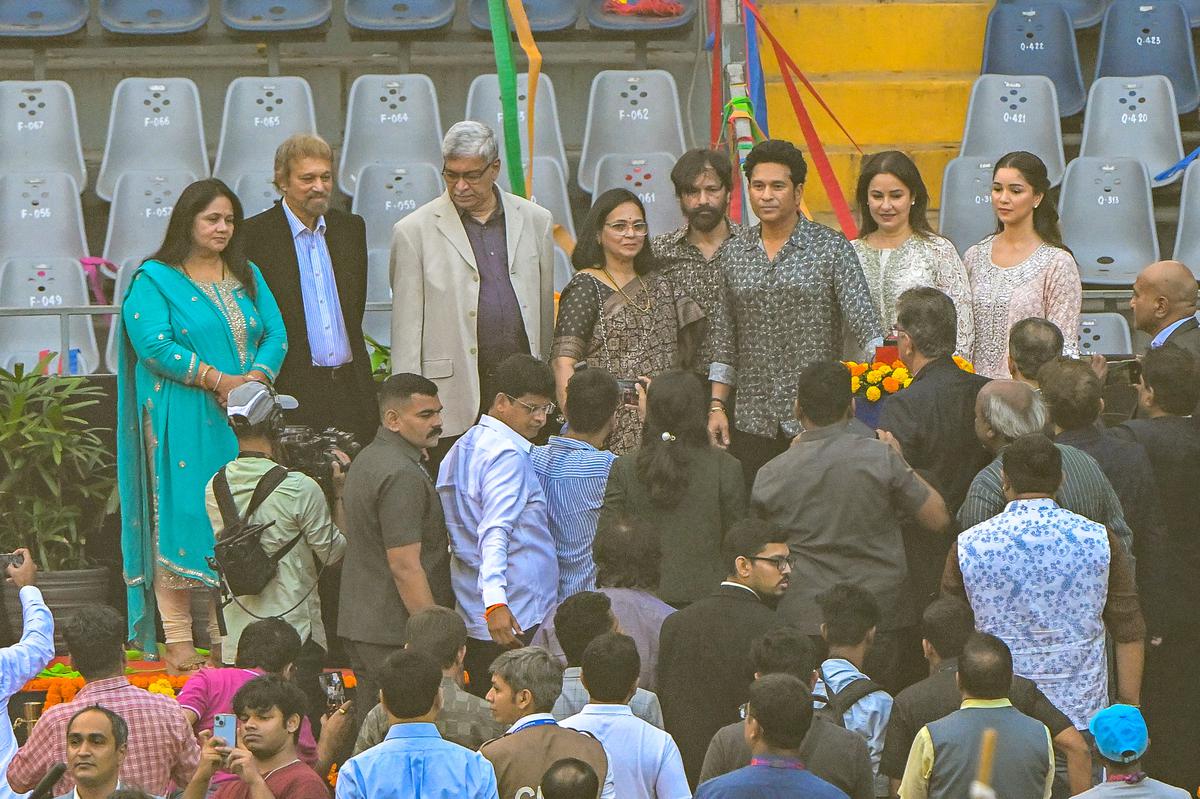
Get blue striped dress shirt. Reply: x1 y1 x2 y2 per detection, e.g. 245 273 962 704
281 200 352 367
530 436 617 601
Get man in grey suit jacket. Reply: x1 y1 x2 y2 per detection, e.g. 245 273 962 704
1130 260 1200 358
389 121 555 457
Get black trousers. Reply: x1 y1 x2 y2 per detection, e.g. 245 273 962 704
463 627 539 698
293 637 328 737
729 428 792 491
346 639 404 735
1142 627 1200 794
283 361 378 449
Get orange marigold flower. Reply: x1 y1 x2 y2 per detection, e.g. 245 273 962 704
882 376 901 393
953 355 975 373
851 362 869 377
892 360 905 370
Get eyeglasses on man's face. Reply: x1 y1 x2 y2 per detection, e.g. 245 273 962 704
504 394 557 417
442 163 497 185
750 555 795 572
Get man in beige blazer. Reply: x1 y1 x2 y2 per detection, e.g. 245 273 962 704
390 121 556 452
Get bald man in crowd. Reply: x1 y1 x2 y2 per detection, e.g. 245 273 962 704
1129 260 1200 358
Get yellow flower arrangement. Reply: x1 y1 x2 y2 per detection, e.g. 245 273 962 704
843 357 973 402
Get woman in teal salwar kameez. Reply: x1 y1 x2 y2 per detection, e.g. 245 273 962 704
117 179 287 672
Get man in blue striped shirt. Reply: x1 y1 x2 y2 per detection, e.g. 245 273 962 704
531 368 621 601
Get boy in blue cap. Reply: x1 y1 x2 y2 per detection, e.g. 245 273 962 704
1075 705 1188 798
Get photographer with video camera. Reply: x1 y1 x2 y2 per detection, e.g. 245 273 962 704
203 382 347 734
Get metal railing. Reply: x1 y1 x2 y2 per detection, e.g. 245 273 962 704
3 294 1134 377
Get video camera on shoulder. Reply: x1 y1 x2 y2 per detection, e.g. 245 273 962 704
277 425 362 495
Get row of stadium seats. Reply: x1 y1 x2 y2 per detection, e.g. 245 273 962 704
982 0 1200 115
0 0 695 37
0 70 687 236
0 246 1148 377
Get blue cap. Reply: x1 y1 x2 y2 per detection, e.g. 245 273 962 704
1089 705 1148 764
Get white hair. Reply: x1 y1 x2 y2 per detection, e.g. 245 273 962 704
442 121 499 163
982 388 1047 441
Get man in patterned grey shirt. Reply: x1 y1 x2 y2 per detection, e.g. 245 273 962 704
651 148 745 377
707 139 883 485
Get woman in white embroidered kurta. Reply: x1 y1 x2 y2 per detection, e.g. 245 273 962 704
965 151 1081 379
852 151 974 356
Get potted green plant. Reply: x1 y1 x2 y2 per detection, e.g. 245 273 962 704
0 356 116 652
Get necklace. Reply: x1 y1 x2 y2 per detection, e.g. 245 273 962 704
600 266 650 314
260 758 300 781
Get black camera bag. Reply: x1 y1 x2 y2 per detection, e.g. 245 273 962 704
211 465 303 597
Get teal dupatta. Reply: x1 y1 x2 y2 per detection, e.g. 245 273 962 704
116 260 287 653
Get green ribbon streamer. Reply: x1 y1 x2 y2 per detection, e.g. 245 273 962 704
487 0 527 197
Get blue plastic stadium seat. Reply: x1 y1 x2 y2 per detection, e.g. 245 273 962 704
363 249 391 346
498 157 576 238
212 76 317 191
981 2 1086 116
0 173 88 263
0 1 88 37
0 81 87 191
344 0 454 31
592 152 684 235
97 78 209 202
1059 156 1159 285
586 0 697 31
1078 313 1134 355
220 0 330 32
338 74 442 197
469 0 581 32
938 156 1000 256
102 171 196 271
233 171 281 218
98 1 210 35
578 70 686 194
1095 0 1199 114
1080 76 1185 187
0 257 99 376
959 75 1066 187
1056 0 1107 28
351 162 443 251
1174 163 1200 277
466 73 568 178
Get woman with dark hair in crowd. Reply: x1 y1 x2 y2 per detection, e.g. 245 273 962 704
116 178 287 671
852 150 974 356
551 189 706 454
599 370 746 606
965 151 1080 379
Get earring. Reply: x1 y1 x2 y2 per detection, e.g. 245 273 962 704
1034 203 1040 208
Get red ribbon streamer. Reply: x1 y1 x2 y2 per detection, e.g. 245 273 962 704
740 0 860 238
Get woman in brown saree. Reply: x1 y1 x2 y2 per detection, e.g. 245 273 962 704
551 188 706 454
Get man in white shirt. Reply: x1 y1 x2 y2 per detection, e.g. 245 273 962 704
438 354 559 695
562 633 689 799
0 549 54 799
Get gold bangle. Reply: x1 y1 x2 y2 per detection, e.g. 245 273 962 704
198 364 213 388
213 372 225 393
708 406 727 415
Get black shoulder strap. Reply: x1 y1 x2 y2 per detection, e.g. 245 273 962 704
827 676 886 716
214 469 240 529
243 465 290 522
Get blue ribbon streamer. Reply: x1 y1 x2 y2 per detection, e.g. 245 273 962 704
745 12 769 138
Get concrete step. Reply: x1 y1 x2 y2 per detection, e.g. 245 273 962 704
759 0 990 75
764 72 973 153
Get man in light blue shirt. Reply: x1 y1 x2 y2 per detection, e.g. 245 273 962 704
0 549 54 799
814 584 893 799
562 633 689 799
530 367 620 601
438 354 559 695
336 650 499 799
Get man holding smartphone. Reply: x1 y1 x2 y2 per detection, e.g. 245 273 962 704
183 675 329 799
